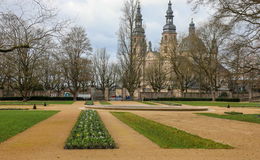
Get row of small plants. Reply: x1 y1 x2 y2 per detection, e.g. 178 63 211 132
64 110 116 149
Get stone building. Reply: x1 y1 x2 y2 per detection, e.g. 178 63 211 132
131 1 230 98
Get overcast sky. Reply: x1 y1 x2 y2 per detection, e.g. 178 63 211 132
2 0 214 59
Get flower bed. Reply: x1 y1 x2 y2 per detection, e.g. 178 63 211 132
64 110 116 149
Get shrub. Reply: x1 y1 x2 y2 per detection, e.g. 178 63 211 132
64 110 116 149
0 96 88 101
215 98 240 102
144 97 240 102
144 97 212 101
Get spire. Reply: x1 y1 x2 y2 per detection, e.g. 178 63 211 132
134 1 145 36
189 18 195 35
163 1 176 33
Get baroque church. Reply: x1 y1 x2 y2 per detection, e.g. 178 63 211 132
132 1 229 97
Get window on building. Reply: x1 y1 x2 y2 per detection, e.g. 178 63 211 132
165 35 168 41
164 46 167 53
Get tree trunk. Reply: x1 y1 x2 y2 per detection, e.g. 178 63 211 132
129 91 134 100
73 91 78 101
211 90 216 101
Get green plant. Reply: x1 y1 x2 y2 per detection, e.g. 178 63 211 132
112 112 232 149
65 110 116 149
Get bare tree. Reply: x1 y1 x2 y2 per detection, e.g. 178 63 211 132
0 0 63 53
117 0 146 99
0 0 66 100
61 26 92 101
92 48 117 95
224 37 260 100
187 20 231 100
188 0 260 72
146 55 168 92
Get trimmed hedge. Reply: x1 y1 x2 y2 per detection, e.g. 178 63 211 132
0 96 88 101
215 98 240 102
144 97 240 102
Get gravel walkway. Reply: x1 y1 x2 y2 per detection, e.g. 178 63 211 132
0 101 259 160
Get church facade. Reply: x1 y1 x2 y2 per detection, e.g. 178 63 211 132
132 1 230 98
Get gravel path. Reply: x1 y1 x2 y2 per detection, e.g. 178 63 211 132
0 101 259 160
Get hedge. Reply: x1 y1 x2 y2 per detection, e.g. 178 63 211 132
0 96 89 101
144 97 240 102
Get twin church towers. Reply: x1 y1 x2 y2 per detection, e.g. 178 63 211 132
132 1 196 58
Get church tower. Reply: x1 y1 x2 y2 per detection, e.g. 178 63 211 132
132 2 147 90
132 2 146 57
160 1 177 57
189 18 195 36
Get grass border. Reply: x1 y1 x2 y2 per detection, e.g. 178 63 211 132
111 112 233 149
196 113 260 124
99 101 112 105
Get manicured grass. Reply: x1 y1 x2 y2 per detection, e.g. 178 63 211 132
65 110 116 149
99 101 112 105
197 113 260 124
0 101 74 105
156 101 260 107
0 110 59 143
111 112 232 149
154 101 182 106
85 101 94 105
139 101 157 105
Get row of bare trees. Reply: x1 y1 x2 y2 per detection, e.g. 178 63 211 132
0 1 116 101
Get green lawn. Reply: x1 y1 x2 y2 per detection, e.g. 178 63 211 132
197 113 260 124
155 101 260 107
0 101 74 105
99 101 112 105
139 101 157 105
0 110 59 142
111 112 232 149
153 101 182 106
85 101 94 105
